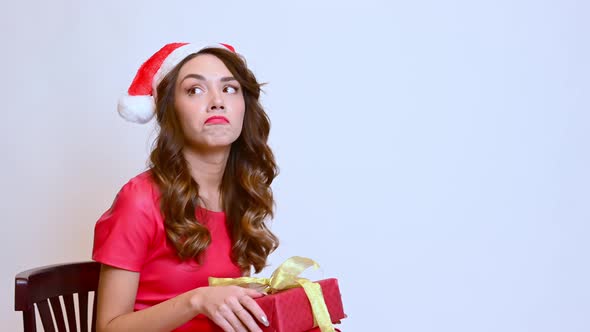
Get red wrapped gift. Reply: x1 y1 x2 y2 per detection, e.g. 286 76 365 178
255 278 345 332
210 257 346 332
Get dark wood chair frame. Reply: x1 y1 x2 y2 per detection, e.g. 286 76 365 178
15 261 101 332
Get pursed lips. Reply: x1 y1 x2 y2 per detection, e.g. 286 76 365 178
204 116 230 125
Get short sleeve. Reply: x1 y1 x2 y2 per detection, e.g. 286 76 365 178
92 178 158 272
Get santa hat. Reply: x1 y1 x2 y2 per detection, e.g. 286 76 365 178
118 42 237 124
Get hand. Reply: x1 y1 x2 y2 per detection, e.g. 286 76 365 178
192 285 269 332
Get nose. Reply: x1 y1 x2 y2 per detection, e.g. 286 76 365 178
208 89 225 112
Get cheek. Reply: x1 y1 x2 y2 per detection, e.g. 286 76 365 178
233 98 246 123
176 99 204 125
175 109 192 131
234 109 246 131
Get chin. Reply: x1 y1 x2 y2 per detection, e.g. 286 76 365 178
189 133 241 151
206 138 238 149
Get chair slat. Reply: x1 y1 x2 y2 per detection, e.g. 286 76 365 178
49 296 67 331
36 300 56 332
79 292 89 332
91 292 98 332
63 294 78 332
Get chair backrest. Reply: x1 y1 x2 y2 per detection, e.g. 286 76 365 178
15 261 101 332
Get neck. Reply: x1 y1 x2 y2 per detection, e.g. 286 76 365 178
182 145 231 210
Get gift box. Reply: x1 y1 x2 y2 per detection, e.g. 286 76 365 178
255 278 345 332
210 257 346 332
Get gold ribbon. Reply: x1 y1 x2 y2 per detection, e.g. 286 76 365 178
209 256 335 332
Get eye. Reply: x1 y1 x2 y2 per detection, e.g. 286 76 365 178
224 85 239 94
187 86 204 96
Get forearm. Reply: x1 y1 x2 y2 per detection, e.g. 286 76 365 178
98 289 201 332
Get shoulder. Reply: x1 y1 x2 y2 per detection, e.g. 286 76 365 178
97 170 162 224
115 170 161 209
93 171 163 271
123 170 158 196
95 170 162 236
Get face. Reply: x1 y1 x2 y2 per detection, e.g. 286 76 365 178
174 54 246 151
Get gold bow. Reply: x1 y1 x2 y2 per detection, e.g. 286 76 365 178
209 256 335 332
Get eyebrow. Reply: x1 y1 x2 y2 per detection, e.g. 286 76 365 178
180 74 237 83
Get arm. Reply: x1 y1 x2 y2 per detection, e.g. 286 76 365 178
96 264 270 332
96 264 199 332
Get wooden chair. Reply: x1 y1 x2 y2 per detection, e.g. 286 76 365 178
15 261 101 332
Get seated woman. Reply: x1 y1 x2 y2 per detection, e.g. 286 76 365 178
92 42 279 332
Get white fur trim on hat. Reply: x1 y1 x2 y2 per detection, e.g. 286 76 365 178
117 95 156 124
152 43 221 91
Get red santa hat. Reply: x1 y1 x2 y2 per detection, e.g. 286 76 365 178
118 42 236 124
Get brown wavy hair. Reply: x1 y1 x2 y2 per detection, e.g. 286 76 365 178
149 47 279 273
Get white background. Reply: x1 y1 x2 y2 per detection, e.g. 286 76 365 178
1 0 589 331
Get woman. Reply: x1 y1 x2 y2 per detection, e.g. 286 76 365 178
93 42 279 332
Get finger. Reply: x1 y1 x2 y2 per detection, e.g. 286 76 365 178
211 311 235 332
243 287 265 299
228 298 262 332
245 283 267 294
234 307 261 332
239 295 269 328
227 298 259 332
220 303 248 332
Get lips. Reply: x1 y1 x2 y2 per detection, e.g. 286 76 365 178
205 116 230 125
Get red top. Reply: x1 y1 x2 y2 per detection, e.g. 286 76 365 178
92 171 241 331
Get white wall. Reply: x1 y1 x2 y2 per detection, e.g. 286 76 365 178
2 0 589 331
